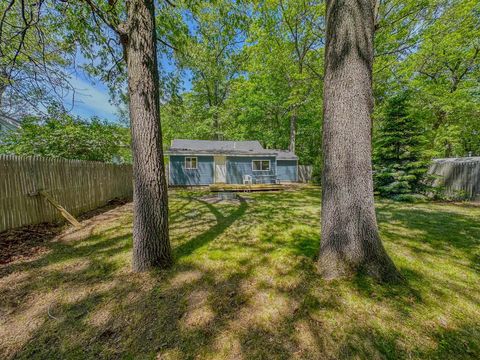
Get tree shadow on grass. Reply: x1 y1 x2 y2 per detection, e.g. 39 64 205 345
333 319 480 360
377 205 479 252
377 204 480 274
174 196 248 259
2 190 480 359
260 225 320 259
0 228 132 279
349 268 425 316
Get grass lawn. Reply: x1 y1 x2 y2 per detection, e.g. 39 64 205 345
1 187 479 359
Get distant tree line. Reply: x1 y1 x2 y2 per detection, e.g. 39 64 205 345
0 108 131 163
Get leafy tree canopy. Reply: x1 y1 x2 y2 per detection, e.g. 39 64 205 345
0 107 131 163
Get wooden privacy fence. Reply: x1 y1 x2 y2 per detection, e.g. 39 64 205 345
298 165 313 183
0 155 133 232
429 157 480 200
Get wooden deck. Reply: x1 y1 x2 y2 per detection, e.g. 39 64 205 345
209 184 284 192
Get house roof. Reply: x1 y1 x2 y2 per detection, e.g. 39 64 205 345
171 139 264 152
167 139 298 160
275 150 297 160
433 157 480 164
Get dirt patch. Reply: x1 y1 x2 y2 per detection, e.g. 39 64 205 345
0 223 62 265
58 203 132 243
77 198 130 221
0 198 131 266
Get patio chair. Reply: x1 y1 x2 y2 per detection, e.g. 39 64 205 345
243 174 253 185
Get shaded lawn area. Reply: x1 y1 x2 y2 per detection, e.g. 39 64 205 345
1 187 479 359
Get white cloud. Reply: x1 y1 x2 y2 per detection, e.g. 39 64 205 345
65 76 119 121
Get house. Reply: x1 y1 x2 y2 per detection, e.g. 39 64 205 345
166 139 298 186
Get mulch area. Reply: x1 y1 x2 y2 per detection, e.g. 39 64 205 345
0 198 130 266
0 223 62 265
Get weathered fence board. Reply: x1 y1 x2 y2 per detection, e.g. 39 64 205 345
0 155 133 232
429 157 480 200
298 165 313 183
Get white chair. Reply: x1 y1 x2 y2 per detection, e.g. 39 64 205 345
243 174 253 185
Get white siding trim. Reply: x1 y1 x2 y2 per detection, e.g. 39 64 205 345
185 156 198 170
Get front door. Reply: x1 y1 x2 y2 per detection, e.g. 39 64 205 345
215 156 226 183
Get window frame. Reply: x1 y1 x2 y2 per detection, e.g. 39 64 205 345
252 159 271 172
185 156 198 170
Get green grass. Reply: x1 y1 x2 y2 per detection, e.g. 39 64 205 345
1 187 479 359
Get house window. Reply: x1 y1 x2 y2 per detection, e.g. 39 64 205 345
252 160 270 171
185 157 198 169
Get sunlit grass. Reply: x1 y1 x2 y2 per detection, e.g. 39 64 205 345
0 187 479 359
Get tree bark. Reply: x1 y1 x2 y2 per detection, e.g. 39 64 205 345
212 109 221 140
124 0 172 272
318 0 401 281
0 68 8 112
289 109 296 153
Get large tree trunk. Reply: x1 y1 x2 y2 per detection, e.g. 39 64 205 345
0 68 8 112
212 109 220 140
289 109 296 153
124 0 172 272
318 0 401 282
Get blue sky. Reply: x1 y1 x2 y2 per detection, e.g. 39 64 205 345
65 55 191 123
62 13 202 123
64 73 119 122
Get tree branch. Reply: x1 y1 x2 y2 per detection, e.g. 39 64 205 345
80 0 122 35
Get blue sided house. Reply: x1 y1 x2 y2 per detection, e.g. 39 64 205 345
167 139 298 186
